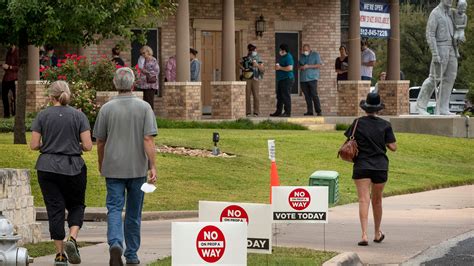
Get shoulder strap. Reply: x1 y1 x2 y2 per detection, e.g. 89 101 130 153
350 119 359 139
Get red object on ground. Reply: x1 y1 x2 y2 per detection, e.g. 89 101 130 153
270 161 280 203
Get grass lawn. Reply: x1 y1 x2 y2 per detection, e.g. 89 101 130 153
149 246 338 266
23 241 96 258
0 129 472 210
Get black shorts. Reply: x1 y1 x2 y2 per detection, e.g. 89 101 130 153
352 169 388 184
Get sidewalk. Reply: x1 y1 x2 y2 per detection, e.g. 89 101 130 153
31 185 474 265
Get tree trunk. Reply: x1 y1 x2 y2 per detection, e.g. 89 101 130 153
13 30 28 144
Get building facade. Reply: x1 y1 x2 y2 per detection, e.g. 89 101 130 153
80 0 342 117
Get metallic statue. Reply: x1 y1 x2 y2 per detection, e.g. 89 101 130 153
416 0 467 115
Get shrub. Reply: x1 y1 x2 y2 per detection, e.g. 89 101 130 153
156 118 307 130
335 123 350 131
69 81 101 125
0 117 33 133
40 54 128 125
467 83 474 105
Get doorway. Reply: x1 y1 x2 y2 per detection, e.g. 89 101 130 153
275 32 299 94
200 31 241 114
131 29 159 67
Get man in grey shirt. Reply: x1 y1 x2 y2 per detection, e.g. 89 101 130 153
93 67 158 266
361 40 376 81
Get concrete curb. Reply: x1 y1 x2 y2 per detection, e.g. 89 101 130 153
401 230 474 265
36 207 198 222
323 252 363 266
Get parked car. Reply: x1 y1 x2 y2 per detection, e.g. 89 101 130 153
449 89 468 114
409 86 435 114
408 87 467 114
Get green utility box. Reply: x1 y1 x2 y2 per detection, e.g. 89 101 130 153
309 170 339 204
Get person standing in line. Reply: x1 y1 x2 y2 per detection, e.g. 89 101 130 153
270 44 294 117
111 45 125 67
190 48 201 81
164 55 176 82
373 71 386 94
94 67 158 266
299 44 323 116
344 92 397 247
137 45 159 110
30 80 92 265
240 44 264 117
40 44 58 68
360 40 376 81
335 45 349 81
2 45 19 118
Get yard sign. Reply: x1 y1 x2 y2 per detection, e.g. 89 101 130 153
199 201 272 254
172 222 247 265
272 186 329 224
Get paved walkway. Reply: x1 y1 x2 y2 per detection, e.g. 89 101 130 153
32 185 474 265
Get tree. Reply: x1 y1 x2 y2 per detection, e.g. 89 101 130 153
399 3 432 87
0 0 176 144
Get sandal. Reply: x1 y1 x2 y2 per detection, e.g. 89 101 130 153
374 232 385 243
358 240 368 246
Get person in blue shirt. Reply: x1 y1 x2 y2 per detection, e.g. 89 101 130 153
299 44 323 116
190 48 201 81
271 44 294 117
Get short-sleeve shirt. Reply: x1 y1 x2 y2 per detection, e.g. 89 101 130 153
93 95 158 179
299 51 321 82
191 59 201 81
344 116 396 171
335 56 349 81
276 53 295 81
31 106 91 176
361 48 376 78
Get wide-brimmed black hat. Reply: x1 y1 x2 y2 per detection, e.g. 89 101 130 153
359 92 385 112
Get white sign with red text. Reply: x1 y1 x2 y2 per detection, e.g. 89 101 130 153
172 222 247 265
199 201 272 254
272 186 328 224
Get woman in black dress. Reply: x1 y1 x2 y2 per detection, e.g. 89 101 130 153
335 45 349 81
344 93 397 246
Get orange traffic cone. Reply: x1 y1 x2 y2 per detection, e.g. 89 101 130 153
270 161 280 203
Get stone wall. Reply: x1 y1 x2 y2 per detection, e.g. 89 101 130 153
337 81 371 116
95 91 144 107
0 169 41 244
211 81 246 119
163 82 202 120
377 81 410 116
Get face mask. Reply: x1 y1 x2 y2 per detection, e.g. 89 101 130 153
304 51 310 56
279 51 285 56
251 51 257 57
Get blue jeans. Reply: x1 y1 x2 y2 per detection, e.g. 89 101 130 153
106 177 146 261
361 76 372 81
